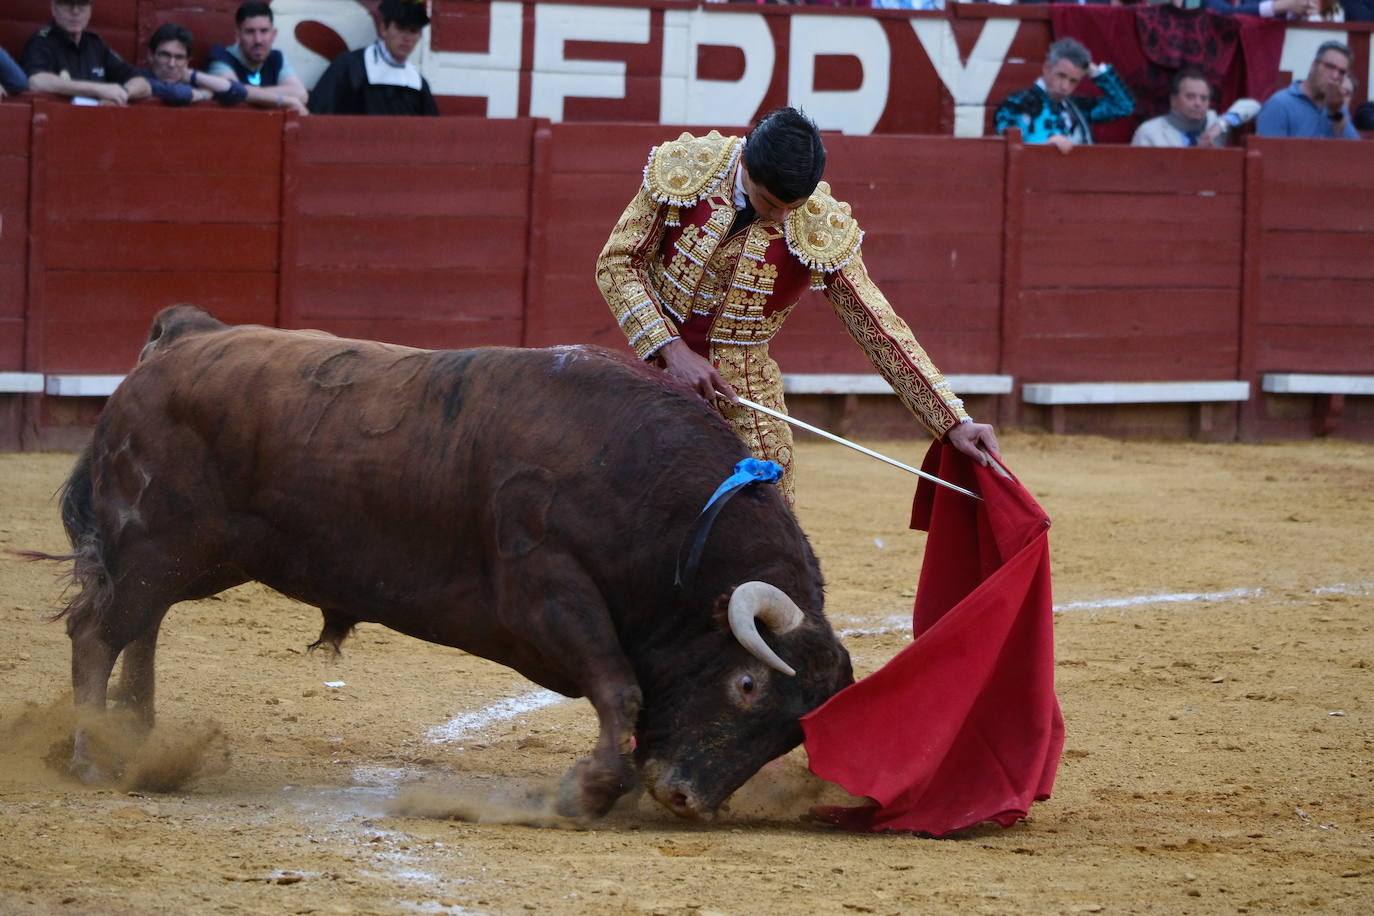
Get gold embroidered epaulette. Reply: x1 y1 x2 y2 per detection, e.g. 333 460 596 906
785 181 864 289
643 130 742 227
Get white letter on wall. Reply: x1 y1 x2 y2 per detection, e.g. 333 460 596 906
788 16 890 135
530 3 650 122
661 10 774 127
911 18 1018 138
425 0 522 118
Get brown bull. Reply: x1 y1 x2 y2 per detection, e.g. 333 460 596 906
50 306 853 819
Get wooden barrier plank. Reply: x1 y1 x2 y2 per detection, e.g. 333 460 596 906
43 106 282 173
1260 231 1374 279
1252 137 1374 232
44 223 279 272
1014 336 1240 382
1020 237 1242 289
1021 146 1244 194
42 271 279 325
1018 288 1239 337
1256 327 1374 374
291 268 527 320
292 163 532 218
293 117 534 165
1022 192 1243 241
293 215 526 270
1257 279 1374 325
0 319 22 369
45 171 280 223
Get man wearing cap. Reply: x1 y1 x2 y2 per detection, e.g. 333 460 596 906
308 0 437 116
206 1 309 114
596 107 1000 507
22 0 150 105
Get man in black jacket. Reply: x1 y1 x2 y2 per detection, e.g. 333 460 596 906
308 0 438 117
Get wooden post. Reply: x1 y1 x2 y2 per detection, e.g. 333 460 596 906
276 112 300 330
998 128 1025 430
1236 136 1264 442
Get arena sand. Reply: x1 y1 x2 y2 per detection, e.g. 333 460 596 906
1 432 1371 915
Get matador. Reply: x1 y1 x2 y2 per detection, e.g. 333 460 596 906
596 109 999 506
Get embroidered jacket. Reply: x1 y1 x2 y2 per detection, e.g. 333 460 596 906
595 130 970 442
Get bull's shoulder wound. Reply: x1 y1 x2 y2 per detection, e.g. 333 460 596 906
643 129 743 208
784 180 863 275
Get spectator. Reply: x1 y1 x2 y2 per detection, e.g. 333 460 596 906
308 0 437 116
1202 0 1317 19
596 108 999 506
1 47 26 99
206 1 308 114
1255 40 1360 139
1131 69 1259 147
22 0 149 105
134 23 247 108
993 37 1134 154
1355 99 1374 131
1343 0 1374 20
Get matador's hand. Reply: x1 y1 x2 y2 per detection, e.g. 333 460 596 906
946 421 1000 467
656 339 737 407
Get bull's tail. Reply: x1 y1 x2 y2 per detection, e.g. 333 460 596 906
16 444 113 625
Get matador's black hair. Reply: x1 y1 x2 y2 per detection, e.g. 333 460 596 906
743 107 827 204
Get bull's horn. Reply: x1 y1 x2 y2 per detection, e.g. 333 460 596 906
727 582 804 677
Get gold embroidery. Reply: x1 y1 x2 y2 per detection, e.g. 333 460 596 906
784 180 863 274
643 131 742 212
825 253 969 438
713 342 796 508
597 184 678 360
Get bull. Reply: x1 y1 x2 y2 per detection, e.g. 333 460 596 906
48 306 853 820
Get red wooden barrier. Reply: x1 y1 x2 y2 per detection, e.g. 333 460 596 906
770 135 1006 378
0 104 29 372
1011 143 1247 384
26 101 282 373
279 114 533 348
1 103 1372 447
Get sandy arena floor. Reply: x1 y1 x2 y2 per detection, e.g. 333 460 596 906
1 432 1371 915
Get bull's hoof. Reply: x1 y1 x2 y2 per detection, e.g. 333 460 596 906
68 731 118 784
556 756 637 819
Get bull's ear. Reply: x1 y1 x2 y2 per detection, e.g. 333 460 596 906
709 590 734 632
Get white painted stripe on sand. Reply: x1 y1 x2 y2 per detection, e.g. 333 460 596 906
834 582 1374 639
1053 587 1261 613
426 689 565 744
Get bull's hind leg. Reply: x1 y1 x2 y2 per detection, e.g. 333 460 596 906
68 599 171 783
109 621 164 732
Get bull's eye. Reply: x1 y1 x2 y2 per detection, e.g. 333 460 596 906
740 674 755 694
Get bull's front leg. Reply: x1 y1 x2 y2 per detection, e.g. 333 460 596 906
557 677 642 819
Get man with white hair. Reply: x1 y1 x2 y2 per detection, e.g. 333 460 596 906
994 37 1134 154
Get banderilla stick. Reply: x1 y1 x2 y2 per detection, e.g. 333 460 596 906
728 394 983 501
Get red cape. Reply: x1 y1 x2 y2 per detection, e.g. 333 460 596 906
801 441 1064 836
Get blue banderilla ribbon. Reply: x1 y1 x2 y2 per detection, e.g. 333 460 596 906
675 458 784 587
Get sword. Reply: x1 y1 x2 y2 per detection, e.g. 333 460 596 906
727 394 984 501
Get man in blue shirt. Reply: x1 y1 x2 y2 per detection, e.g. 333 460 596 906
1256 41 1360 140
206 1 309 114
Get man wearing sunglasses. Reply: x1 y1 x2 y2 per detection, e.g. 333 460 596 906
22 0 149 105
206 1 308 115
